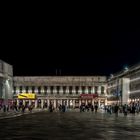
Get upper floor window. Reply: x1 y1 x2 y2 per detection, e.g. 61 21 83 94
32 86 35 93
63 86 66 94
75 86 79 94
50 86 53 94
38 86 41 94
19 86 22 93
44 86 47 94
82 86 85 94
95 86 98 94
56 86 60 94
25 86 28 93
69 86 72 94
101 86 104 94
88 86 91 94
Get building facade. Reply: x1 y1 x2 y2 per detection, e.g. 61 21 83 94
1 59 140 108
13 76 107 108
107 63 140 105
0 60 13 106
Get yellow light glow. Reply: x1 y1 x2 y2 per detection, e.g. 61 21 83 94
18 93 36 99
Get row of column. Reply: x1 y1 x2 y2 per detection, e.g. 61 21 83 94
15 98 108 108
14 86 106 95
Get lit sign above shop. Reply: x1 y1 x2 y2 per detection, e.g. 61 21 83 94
80 94 98 99
18 93 36 99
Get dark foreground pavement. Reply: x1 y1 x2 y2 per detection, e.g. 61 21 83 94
0 111 140 140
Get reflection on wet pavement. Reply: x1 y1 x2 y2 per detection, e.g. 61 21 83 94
0 112 140 140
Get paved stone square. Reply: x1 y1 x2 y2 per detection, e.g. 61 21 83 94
0 111 140 140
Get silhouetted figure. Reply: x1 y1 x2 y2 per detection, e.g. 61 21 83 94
49 104 53 112
91 105 94 113
114 104 119 117
3 105 6 112
62 105 66 112
131 103 136 115
123 104 128 116
95 104 98 113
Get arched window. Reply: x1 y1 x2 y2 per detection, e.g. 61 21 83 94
32 86 35 93
82 86 85 94
19 86 22 93
38 86 41 94
101 86 104 94
76 86 79 94
25 86 28 93
56 86 60 94
88 86 91 94
50 86 53 94
69 86 72 94
95 86 98 94
63 86 66 94
44 86 47 95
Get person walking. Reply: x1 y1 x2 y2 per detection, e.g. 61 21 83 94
114 104 119 117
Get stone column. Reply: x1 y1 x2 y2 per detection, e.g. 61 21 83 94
98 99 100 107
92 99 94 106
60 86 63 95
35 87 38 94
79 100 81 106
122 78 130 105
54 99 56 108
85 87 88 94
41 87 44 94
92 86 95 94
41 99 44 108
47 86 50 95
66 86 69 95
17 99 19 106
23 100 25 106
104 85 107 95
29 100 31 106
67 99 69 107
72 86 76 95
60 99 62 105
35 100 37 108
47 99 50 106
105 98 107 106
78 86 82 94
53 86 57 94
98 86 101 95
73 99 75 108
16 86 20 94
86 100 88 105
28 87 32 93
22 86 25 93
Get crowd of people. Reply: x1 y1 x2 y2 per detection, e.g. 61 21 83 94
80 104 98 113
0 103 34 113
1 102 140 116
105 103 140 116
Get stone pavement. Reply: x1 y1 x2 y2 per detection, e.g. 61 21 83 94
0 111 140 140
0 108 44 119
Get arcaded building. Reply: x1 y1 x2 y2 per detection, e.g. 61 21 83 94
13 76 107 108
1 59 140 107
107 63 140 105
0 60 13 106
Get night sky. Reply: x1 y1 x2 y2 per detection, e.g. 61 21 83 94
1 16 140 76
